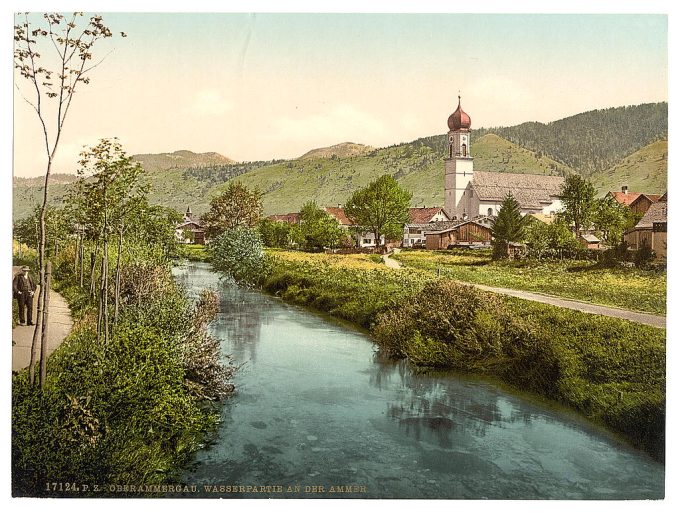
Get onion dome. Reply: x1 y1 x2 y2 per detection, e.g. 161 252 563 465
447 96 471 131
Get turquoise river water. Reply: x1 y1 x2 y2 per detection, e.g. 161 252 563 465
174 261 664 499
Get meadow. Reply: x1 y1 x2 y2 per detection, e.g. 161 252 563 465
393 249 667 315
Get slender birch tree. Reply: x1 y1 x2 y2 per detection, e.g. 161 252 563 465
14 13 124 385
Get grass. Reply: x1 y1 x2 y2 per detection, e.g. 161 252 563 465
393 249 667 315
180 243 210 262
590 139 667 196
262 250 666 460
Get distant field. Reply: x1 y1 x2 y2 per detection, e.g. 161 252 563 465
393 250 666 315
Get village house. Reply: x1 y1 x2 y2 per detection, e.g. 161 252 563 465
424 219 493 250
175 206 205 244
608 186 661 215
269 212 300 224
623 196 668 261
444 97 565 220
579 233 601 249
402 207 451 247
323 206 385 248
268 207 384 248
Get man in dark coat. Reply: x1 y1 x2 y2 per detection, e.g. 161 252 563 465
13 266 36 325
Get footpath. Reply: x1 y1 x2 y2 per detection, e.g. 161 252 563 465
381 252 665 329
11 266 73 372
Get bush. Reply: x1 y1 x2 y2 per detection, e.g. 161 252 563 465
373 281 527 368
208 227 268 285
13 240 234 496
635 243 656 268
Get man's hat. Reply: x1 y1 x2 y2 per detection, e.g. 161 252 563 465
21 266 30 271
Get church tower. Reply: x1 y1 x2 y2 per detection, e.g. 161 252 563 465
444 96 473 219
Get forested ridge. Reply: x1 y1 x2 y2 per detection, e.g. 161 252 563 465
399 103 667 176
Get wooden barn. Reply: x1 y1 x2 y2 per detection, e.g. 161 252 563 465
425 220 492 250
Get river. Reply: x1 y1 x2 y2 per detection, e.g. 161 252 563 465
174 261 664 499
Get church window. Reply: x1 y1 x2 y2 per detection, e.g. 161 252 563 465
462 143 467 157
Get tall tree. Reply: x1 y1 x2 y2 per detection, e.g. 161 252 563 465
14 13 123 386
69 139 147 341
591 195 629 247
291 202 344 251
344 175 411 249
491 194 531 259
559 174 596 236
201 182 263 239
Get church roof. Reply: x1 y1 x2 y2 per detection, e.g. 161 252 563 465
447 96 471 131
472 171 564 209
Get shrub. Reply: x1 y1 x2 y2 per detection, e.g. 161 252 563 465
635 243 656 268
373 281 525 368
209 227 268 285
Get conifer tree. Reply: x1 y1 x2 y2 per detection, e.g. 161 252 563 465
491 194 531 259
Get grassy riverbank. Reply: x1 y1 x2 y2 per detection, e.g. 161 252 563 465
12 243 232 497
393 249 667 315
262 250 665 460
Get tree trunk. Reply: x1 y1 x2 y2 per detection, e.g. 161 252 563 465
29 157 51 385
89 246 97 298
39 261 52 388
101 247 109 343
74 235 79 277
79 235 84 288
114 224 123 324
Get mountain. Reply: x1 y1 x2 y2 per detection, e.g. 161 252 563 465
298 142 374 160
132 150 235 172
12 102 668 220
589 139 668 196
202 133 575 216
482 102 667 175
13 173 78 187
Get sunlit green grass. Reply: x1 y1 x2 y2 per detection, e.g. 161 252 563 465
393 250 666 315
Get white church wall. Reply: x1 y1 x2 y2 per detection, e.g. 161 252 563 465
541 198 564 216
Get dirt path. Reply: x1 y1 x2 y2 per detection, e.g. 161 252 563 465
11 267 73 372
456 281 665 329
382 249 402 269
387 257 665 328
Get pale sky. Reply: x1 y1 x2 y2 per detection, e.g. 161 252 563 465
12 12 668 177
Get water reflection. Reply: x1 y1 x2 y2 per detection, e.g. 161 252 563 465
176 261 664 499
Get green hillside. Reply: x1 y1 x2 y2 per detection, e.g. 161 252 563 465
12 102 668 220
590 139 668 196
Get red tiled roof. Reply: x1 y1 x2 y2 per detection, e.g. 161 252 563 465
609 191 642 206
630 193 662 207
269 213 300 224
324 207 352 226
408 207 448 224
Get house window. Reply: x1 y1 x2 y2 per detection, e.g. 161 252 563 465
363 238 372 244
487 208 493 216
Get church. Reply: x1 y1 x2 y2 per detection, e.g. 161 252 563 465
444 97 565 220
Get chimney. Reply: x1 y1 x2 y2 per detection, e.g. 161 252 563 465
622 185 628 194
